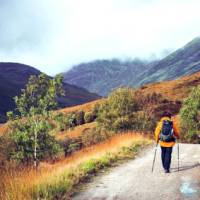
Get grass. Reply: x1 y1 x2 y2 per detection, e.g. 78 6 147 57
0 123 8 136
0 98 102 137
0 133 152 200
56 122 97 140
60 99 103 114
138 71 200 101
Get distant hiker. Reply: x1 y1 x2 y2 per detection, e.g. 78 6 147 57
154 111 180 173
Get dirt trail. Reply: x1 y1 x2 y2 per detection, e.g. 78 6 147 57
72 143 200 200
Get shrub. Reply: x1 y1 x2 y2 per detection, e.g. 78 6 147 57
0 134 12 167
65 113 77 128
91 103 99 119
52 111 86 133
58 137 82 157
97 88 141 132
75 111 85 125
53 112 70 131
81 128 113 147
84 112 96 123
180 86 200 143
131 111 155 132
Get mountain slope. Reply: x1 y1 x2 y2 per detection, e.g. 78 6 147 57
64 70 200 120
63 59 148 96
63 37 200 96
61 70 200 120
137 70 200 101
0 62 99 122
138 37 200 86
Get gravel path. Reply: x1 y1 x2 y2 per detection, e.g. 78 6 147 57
72 143 200 200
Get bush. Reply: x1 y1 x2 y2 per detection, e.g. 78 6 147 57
53 111 84 131
0 134 12 167
75 111 85 125
66 113 77 128
112 116 131 131
54 111 92 132
180 86 200 143
97 88 141 132
58 137 82 157
81 128 113 147
91 103 99 119
84 112 96 123
53 112 70 131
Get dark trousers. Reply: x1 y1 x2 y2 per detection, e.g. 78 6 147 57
161 147 173 170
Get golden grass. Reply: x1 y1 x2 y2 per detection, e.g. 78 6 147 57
0 99 102 137
0 123 8 136
56 122 97 140
0 132 152 200
60 99 103 114
138 71 200 101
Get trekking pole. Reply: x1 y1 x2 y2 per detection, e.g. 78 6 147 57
177 140 179 172
152 142 158 173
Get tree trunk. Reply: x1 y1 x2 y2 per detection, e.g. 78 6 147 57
33 117 38 170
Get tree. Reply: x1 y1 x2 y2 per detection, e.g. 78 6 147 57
180 86 200 143
97 87 140 131
7 73 65 167
14 73 64 117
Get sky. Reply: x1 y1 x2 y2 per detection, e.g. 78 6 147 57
0 0 200 75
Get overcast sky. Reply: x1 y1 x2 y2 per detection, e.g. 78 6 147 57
0 0 200 75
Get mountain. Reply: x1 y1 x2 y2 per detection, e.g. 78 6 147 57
63 37 200 96
137 37 200 86
137 70 200 102
64 70 200 120
63 59 149 96
0 62 99 122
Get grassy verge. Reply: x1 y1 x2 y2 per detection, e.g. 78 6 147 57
1 133 152 200
31 137 151 200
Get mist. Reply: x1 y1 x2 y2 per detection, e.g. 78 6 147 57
0 0 200 75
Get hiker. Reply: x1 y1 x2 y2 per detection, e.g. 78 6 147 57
154 111 180 173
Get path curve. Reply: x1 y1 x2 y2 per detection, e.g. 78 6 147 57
73 143 200 200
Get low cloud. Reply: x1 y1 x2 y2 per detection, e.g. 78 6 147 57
0 0 200 75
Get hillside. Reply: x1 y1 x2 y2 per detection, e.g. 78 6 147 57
63 37 200 96
137 70 200 101
48 70 200 121
60 99 103 114
138 37 200 86
62 70 200 120
0 62 99 122
63 59 148 96
1 64 199 124
52 70 200 118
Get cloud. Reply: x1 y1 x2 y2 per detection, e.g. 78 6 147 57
0 0 200 75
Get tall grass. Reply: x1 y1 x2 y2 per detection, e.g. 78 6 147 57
60 99 102 114
0 133 152 200
56 122 97 140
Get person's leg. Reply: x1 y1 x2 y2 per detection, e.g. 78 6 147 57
165 147 173 172
161 147 166 170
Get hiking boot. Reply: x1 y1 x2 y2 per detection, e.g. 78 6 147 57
164 169 170 173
